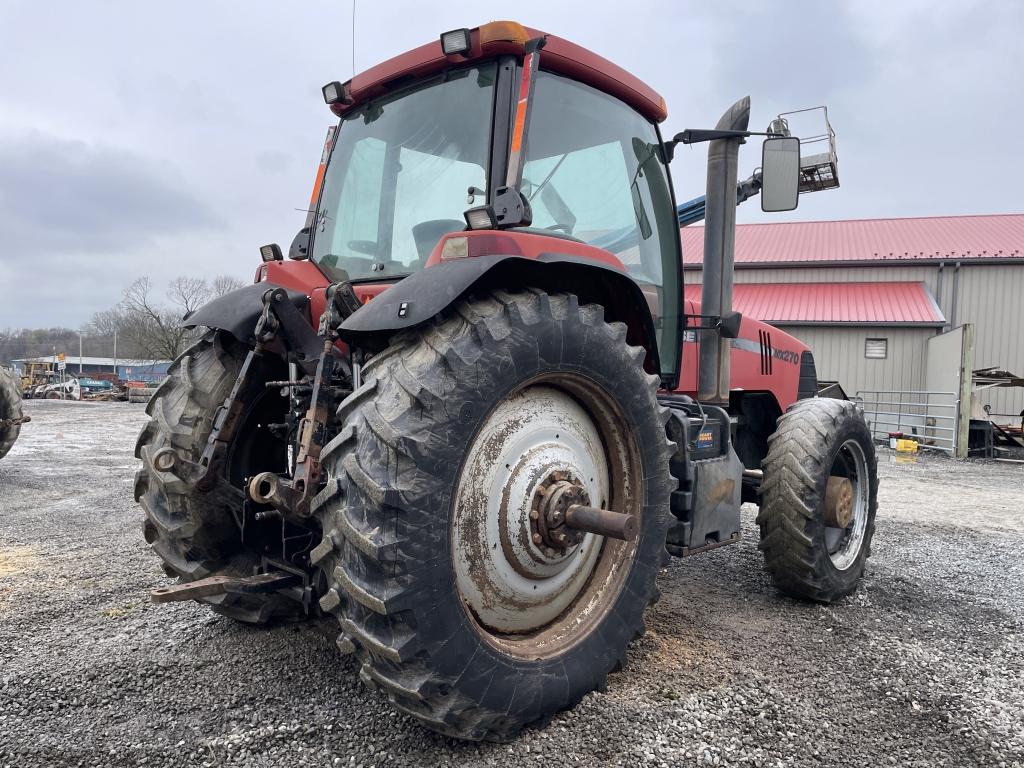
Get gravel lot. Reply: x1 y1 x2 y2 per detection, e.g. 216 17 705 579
1 400 1022 767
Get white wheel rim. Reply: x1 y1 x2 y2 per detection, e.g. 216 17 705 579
451 377 641 658
825 438 870 571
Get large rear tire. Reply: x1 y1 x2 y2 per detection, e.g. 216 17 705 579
757 397 878 603
134 331 305 624
313 289 674 741
0 368 24 460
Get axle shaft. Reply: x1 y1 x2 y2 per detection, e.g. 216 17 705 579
564 505 637 542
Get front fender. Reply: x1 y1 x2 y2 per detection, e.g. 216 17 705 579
185 282 310 345
339 254 662 375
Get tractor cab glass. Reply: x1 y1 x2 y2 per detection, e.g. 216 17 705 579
310 63 496 281
521 71 681 379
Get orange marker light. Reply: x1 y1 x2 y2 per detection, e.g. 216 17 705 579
478 21 529 48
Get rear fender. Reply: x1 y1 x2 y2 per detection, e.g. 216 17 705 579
340 251 661 375
185 282 311 346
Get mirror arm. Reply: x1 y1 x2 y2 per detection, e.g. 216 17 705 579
665 128 784 163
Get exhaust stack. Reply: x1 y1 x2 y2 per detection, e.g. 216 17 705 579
698 96 750 404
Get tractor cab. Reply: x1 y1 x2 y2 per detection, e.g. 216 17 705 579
288 21 805 390
298 23 686 381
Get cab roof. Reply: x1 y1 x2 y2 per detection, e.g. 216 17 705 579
330 21 668 124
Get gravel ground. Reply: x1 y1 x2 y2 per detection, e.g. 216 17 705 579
1 400 1022 768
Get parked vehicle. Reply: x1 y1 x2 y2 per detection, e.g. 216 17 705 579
34 377 81 401
137 21 876 741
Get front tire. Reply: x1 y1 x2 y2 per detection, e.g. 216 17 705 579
313 289 674 741
757 398 878 603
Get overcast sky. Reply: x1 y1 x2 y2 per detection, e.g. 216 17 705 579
0 0 1020 329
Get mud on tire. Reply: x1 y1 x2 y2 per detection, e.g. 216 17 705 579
757 397 878 603
312 289 675 741
0 368 24 460
134 330 304 624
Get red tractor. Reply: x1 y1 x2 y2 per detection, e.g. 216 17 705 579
137 21 877 741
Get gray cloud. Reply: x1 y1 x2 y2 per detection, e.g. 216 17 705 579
0 131 218 255
255 150 294 175
0 0 1020 328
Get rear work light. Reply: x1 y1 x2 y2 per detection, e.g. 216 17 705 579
322 81 350 105
260 243 283 262
464 205 497 230
440 28 471 56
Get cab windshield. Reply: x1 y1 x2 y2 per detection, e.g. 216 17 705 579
311 63 496 281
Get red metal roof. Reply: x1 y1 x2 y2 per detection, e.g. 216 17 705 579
684 281 946 326
681 213 1024 266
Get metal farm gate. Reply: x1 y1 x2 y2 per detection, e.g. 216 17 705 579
855 389 960 455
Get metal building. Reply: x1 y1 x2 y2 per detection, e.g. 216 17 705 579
682 213 1024 446
12 356 171 383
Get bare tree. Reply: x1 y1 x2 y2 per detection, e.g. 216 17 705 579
167 277 211 316
81 274 247 362
84 307 126 338
120 277 204 361
211 274 245 297
82 306 146 360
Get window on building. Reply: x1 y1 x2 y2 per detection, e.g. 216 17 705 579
865 338 888 359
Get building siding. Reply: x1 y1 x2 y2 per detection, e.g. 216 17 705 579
685 262 1024 418
776 326 932 397
954 264 1024 417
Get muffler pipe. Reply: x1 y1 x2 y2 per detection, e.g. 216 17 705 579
564 505 637 542
699 96 750 404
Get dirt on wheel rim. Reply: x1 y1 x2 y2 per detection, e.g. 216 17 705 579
451 375 643 660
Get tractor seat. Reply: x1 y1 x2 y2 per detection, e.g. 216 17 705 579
413 219 465 264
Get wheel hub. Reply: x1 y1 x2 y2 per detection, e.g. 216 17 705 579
824 476 854 528
532 474 590 552
452 385 609 634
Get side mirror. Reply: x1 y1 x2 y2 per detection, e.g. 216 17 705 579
760 136 800 212
718 310 743 339
289 226 311 260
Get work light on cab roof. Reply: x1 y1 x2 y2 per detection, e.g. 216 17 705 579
321 80 348 105
440 27 471 56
